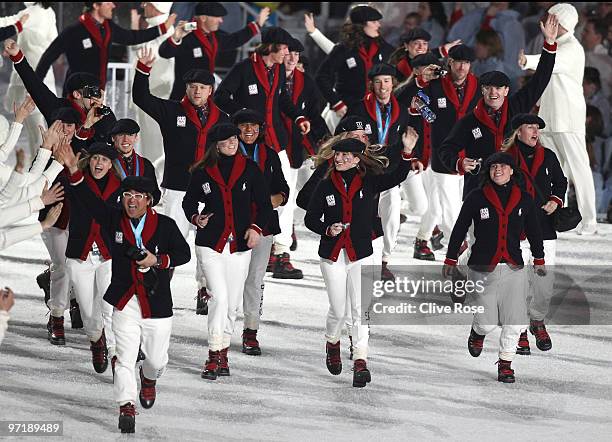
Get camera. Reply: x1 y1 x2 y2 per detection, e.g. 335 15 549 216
433 66 448 77
126 245 148 262
184 22 197 31
95 105 112 117
82 85 102 99
125 246 159 296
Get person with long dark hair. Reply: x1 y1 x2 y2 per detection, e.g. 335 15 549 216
305 128 418 388
501 114 567 355
182 123 273 380
443 152 546 383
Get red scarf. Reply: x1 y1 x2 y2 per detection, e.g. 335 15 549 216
396 57 412 78
81 172 120 260
358 40 380 91
180 96 221 162
251 54 282 151
67 95 87 123
282 69 314 162
116 152 145 178
328 170 363 262
482 183 521 266
192 28 218 74
116 208 159 318
78 13 112 87
441 73 479 120
509 142 545 200
473 98 509 151
206 154 247 253
363 93 400 145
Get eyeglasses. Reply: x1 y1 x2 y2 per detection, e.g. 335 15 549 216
122 192 146 200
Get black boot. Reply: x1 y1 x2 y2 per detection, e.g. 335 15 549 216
201 350 220 380
325 341 342 375
529 320 552 351
47 315 65 346
352 359 371 388
37 268 50 307
497 359 516 383
272 253 303 279
430 226 444 251
69 299 83 329
290 225 298 251
380 261 395 281
195 288 209 315
218 347 230 376
139 367 157 409
468 328 485 357
90 330 108 373
242 328 261 356
516 331 531 355
413 239 435 261
118 403 136 433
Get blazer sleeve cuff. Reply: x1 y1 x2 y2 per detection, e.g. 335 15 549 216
279 192 288 206
158 23 167 35
249 223 263 235
68 170 84 185
455 158 463 173
549 195 563 207
444 257 458 266
190 214 199 226
15 20 23 33
10 50 24 64
533 258 545 266
168 36 180 46
543 41 557 53
438 46 447 57
248 22 260 35
332 101 346 112
136 61 152 75
295 116 308 125
415 75 429 88
157 254 171 269
75 126 95 140
401 151 413 161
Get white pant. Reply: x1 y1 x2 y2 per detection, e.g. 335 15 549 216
539 132 596 228
470 265 529 361
275 151 297 254
113 296 172 405
321 250 369 360
378 186 401 262
6 84 44 158
196 244 251 350
136 108 165 184
66 254 115 355
41 227 70 317
417 170 464 241
399 171 428 218
243 235 274 330
161 188 202 286
521 239 557 322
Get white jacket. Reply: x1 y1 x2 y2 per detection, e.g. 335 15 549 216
0 3 57 93
0 222 43 251
523 32 586 134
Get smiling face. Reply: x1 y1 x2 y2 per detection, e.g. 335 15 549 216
284 51 300 73
371 75 393 103
217 136 239 156
270 44 289 64
186 83 212 107
363 20 381 38
334 151 360 171
482 85 509 110
60 122 77 139
489 162 513 185
238 122 260 144
405 38 428 58
122 190 150 219
89 154 113 179
197 15 223 33
517 124 540 147
113 133 138 156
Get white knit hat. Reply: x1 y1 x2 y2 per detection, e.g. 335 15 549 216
548 3 578 32
149 2 173 15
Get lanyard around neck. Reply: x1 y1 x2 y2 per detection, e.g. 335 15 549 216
115 155 140 179
130 213 147 248
375 103 391 144
239 142 259 164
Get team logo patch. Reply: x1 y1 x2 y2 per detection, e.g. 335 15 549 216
176 116 186 127
115 232 123 244
472 128 482 139
326 195 336 206
437 98 447 108
480 208 489 220
346 57 357 69
364 123 372 134
193 47 203 58
82 38 92 49
202 182 211 194
356 121 364 130
248 84 258 95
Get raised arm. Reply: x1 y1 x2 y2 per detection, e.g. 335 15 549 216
109 14 175 46
132 47 171 122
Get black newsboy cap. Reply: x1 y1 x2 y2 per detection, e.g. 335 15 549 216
183 69 214 85
66 72 99 93
288 37 304 53
368 63 397 79
110 118 140 136
261 26 293 45
50 107 81 125
484 152 516 170
194 2 227 17
208 123 240 144
232 109 265 126
333 138 366 153
410 52 441 68
121 176 156 195
480 70 510 87
335 115 368 135
349 5 383 24
401 28 431 44
448 44 475 62
511 113 546 131
87 142 118 161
